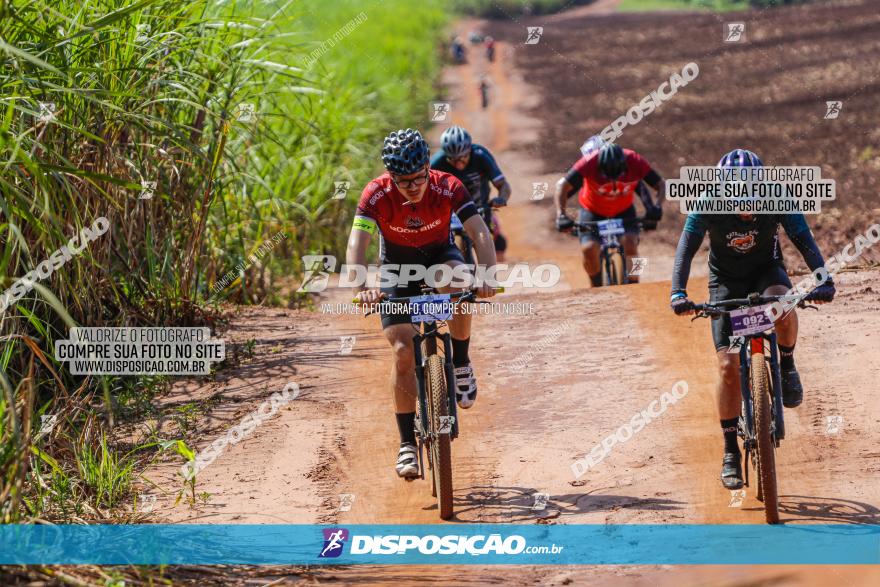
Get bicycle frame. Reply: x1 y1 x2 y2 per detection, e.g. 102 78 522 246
452 204 499 264
692 292 803 487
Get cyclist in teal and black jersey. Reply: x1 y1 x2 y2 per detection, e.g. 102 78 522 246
669 149 836 490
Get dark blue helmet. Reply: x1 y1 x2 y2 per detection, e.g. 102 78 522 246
598 143 627 178
382 128 430 175
717 148 763 168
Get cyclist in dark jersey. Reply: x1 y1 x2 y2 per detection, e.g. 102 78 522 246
554 142 664 285
431 126 512 260
669 148 836 490
347 128 497 479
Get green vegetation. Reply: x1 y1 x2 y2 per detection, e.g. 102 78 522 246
0 0 448 524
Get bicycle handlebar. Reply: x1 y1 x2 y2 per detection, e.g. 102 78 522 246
572 216 646 229
691 292 814 318
354 287 505 316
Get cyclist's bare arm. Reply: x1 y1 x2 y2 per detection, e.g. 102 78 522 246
649 178 666 206
671 220 707 299
492 177 512 203
346 217 381 303
554 177 575 216
462 214 497 297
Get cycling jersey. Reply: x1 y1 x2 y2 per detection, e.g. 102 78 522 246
671 212 827 351
671 212 826 292
568 149 657 217
355 170 478 263
430 144 504 205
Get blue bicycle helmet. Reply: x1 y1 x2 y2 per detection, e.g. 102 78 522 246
717 148 763 168
440 126 472 158
382 129 430 175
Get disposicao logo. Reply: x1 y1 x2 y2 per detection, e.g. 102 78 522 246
319 528 349 558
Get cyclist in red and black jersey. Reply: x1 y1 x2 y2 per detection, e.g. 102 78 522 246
346 128 497 479
554 142 665 286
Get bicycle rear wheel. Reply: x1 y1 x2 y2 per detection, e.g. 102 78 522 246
751 350 779 524
426 353 453 520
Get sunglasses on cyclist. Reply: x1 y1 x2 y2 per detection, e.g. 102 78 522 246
392 168 429 190
446 154 469 165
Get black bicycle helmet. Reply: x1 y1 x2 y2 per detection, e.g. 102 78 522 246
382 128 430 175
440 125 472 158
598 143 627 178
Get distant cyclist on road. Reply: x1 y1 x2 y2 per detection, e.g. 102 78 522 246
669 148 836 490
431 126 512 261
554 140 665 285
451 36 466 64
347 129 497 479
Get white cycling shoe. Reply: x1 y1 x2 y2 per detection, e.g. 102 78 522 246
396 443 419 479
454 364 478 409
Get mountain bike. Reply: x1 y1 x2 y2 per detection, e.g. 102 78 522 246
364 288 486 520
570 217 644 286
692 291 820 524
452 204 502 265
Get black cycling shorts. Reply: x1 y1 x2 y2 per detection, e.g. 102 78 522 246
708 263 793 352
379 243 465 329
578 205 639 246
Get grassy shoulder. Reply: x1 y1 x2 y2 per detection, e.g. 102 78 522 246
0 0 449 530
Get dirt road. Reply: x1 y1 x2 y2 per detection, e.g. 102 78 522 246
144 3 880 585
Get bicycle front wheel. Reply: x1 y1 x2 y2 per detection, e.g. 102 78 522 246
603 250 624 286
751 349 780 524
426 353 454 520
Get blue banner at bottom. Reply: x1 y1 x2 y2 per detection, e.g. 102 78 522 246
1 524 878 565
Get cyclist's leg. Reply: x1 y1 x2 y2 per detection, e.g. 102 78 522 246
433 246 479 408
710 275 747 488
382 323 418 415
758 264 801 407
618 206 640 283
758 264 796 346
492 212 506 262
379 278 421 467
578 208 602 286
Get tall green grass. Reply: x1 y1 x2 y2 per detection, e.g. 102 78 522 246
1 0 449 523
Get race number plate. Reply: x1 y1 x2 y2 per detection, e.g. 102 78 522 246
409 294 454 323
730 304 775 337
597 218 625 237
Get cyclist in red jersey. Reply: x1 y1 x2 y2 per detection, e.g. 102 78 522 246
554 143 665 286
346 129 497 479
